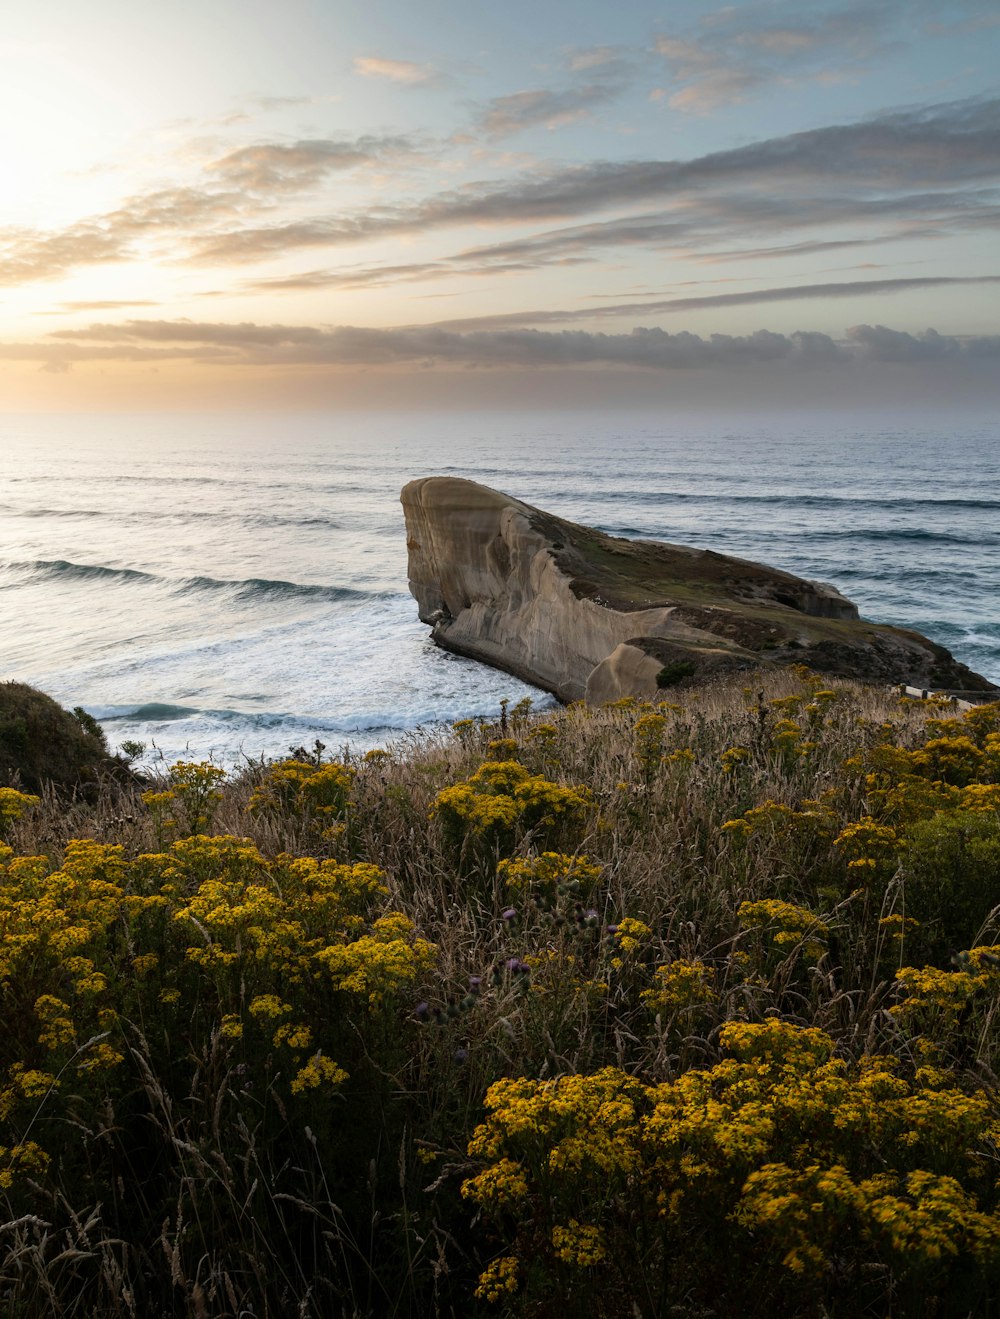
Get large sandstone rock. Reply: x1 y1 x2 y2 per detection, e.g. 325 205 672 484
401 477 998 703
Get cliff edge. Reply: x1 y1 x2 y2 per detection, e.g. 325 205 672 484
401 476 998 703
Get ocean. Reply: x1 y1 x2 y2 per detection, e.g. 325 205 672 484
1 411 997 769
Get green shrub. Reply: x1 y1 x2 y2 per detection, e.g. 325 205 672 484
0 681 117 793
656 660 697 688
903 810 1000 958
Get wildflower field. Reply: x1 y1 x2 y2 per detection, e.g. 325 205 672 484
2 672 1000 1316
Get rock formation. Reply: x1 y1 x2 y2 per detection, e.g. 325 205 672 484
401 477 998 703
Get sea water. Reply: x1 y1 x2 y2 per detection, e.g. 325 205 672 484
1 411 997 768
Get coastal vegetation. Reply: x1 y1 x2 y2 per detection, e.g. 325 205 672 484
1 674 1000 1316
0 681 121 795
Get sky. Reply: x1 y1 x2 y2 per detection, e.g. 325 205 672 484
1 0 998 411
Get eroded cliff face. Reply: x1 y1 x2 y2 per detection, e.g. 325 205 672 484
401 476 998 703
402 476 672 700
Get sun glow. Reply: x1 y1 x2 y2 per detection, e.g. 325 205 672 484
0 42 144 228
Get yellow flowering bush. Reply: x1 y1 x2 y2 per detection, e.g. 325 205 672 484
721 798 839 896
289 1053 349 1094
723 797 837 842
960 783 1000 811
0 787 39 840
316 913 436 1006
0 825 437 1265
247 756 356 823
912 736 986 787
634 711 667 775
833 816 904 875
474 1255 520 1302
465 1022 1000 1313
891 960 999 1031
551 1218 606 1266
720 744 750 773
497 851 602 901
642 958 718 1012
738 899 829 963
433 760 592 852
901 811 1000 959
611 916 650 957
142 760 226 838
0 1140 50 1191
771 717 806 757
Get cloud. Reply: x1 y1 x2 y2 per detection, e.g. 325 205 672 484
222 186 995 292
206 135 416 192
107 185 244 234
58 299 159 310
188 96 1000 264
651 0 988 112
694 236 910 263
0 338 229 365
0 184 246 285
353 55 436 85
440 187 999 276
32 299 160 316
652 41 767 114
0 226 129 286
475 82 624 138
250 95 314 111
2 94 996 293
567 46 624 72
242 258 1000 320
247 261 446 292
425 274 1000 331
471 55 632 139
847 323 1000 360
0 129 416 285
43 317 1000 373
45 318 841 368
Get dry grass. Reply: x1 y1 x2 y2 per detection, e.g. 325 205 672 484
1 673 999 1315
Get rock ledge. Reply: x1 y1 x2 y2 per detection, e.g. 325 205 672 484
401 476 997 703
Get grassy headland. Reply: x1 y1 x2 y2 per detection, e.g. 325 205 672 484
1 674 1000 1316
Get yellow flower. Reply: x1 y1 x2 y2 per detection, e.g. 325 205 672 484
249 994 293 1020
551 1219 606 1266
498 852 602 899
289 1055 348 1094
738 899 828 960
614 917 651 955
76 1042 124 1073
13 1067 59 1099
721 745 750 773
474 1255 519 1302
643 960 717 1012
272 1022 313 1050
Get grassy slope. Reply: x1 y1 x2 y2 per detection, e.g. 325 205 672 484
2 677 1000 1315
